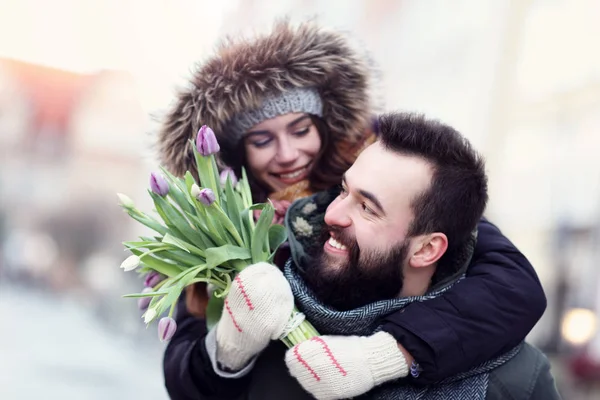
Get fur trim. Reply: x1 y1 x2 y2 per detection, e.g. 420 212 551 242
157 19 380 177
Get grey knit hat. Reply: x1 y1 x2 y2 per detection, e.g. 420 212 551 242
229 87 323 137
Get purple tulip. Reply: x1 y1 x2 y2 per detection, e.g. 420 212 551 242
196 125 220 156
219 168 238 187
137 287 153 310
144 271 165 288
158 317 177 342
150 172 169 196
197 188 216 206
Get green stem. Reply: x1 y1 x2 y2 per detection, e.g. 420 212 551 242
279 310 320 349
140 247 171 259
153 279 169 291
189 277 227 290
168 301 177 318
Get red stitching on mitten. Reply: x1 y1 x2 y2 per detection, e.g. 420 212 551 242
224 299 243 332
312 337 347 376
234 275 254 310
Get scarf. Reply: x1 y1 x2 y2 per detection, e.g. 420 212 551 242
283 190 521 399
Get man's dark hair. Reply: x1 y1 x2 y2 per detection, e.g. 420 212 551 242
378 112 488 279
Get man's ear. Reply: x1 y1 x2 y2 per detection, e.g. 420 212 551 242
409 233 448 268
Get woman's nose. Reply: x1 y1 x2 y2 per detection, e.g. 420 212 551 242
275 137 300 164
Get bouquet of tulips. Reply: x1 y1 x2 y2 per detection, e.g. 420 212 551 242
117 125 319 346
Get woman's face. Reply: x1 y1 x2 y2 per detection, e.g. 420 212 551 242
244 112 322 193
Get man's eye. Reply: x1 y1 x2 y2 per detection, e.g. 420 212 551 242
362 203 376 215
338 186 348 198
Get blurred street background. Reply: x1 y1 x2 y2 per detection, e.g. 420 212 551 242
1 0 600 399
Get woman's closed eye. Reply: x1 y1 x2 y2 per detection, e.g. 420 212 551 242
249 136 273 148
292 127 311 137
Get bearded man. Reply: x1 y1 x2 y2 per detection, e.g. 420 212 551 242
166 112 561 400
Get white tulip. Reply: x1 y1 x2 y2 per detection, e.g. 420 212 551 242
120 255 140 271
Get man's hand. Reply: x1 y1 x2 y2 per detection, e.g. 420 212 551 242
215 262 294 371
285 332 409 400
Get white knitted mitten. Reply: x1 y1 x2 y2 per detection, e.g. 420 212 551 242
215 262 294 371
285 332 409 400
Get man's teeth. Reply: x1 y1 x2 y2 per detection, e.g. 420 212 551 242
278 167 306 179
328 237 347 251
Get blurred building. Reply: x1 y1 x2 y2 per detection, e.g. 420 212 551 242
0 58 152 301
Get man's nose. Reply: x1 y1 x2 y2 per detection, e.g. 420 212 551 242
275 137 300 164
324 197 352 228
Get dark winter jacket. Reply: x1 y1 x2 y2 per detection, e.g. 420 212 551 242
163 216 550 399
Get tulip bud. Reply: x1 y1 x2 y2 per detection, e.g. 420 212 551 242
196 125 220 156
117 193 135 209
158 317 177 342
120 255 140 271
137 287 153 310
191 183 202 199
219 167 238 187
197 188 216 206
150 172 169 196
144 271 165 288
143 308 157 324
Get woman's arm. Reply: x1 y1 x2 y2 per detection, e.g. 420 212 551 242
380 218 547 384
163 293 252 399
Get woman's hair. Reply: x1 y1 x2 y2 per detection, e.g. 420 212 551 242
306 115 355 193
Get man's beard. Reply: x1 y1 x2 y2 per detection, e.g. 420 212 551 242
301 225 410 311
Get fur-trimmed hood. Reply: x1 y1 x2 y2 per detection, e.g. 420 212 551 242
157 19 382 178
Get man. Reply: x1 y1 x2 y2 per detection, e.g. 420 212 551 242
168 112 560 399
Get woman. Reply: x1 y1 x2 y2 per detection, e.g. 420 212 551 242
157 20 546 399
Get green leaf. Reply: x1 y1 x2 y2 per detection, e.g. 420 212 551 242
211 156 222 198
206 294 225 330
129 248 184 277
123 240 163 250
240 209 254 254
162 233 205 257
154 262 210 317
155 284 184 317
161 233 191 252
247 203 268 211
240 168 254 210
200 206 229 246
125 210 168 236
183 211 219 247
160 167 196 216
148 291 165 311
267 224 287 262
225 175 244 244
163 249 206 267
151 193 210 252
205 245 251 270
205 204 244 247
251 203 275 263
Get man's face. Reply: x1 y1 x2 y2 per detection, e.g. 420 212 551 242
304 142 434 310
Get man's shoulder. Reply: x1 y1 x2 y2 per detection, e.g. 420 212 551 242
486 343 561 400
